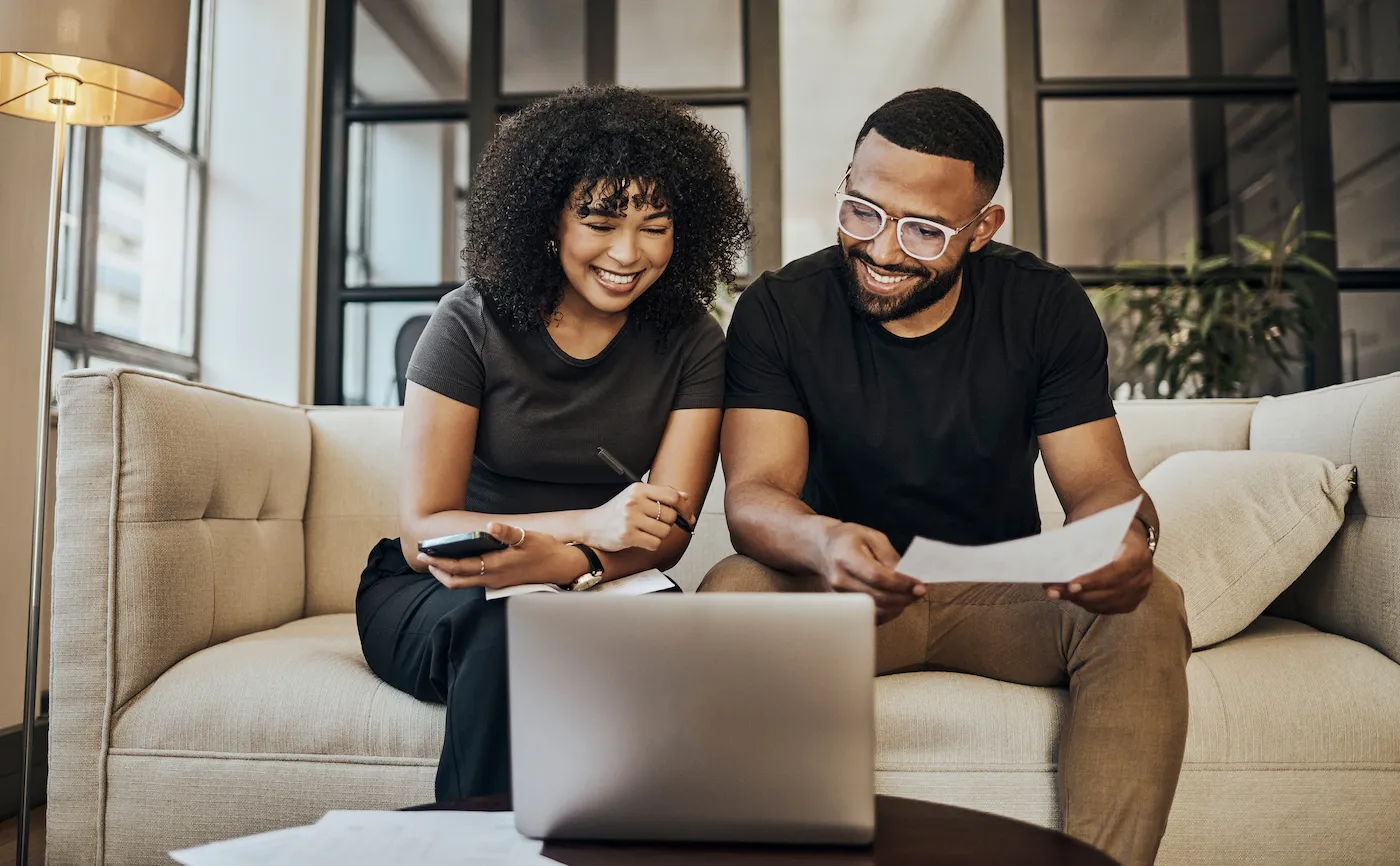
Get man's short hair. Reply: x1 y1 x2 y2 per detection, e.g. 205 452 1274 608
856 88 1005 202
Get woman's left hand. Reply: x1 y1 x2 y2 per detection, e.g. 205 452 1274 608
417 521 587 590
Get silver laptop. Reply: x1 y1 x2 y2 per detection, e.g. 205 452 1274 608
508 593 876 845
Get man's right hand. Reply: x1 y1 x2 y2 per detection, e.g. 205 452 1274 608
819 522 925 623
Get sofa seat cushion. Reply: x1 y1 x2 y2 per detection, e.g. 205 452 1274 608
877 616 1400 771
114 615 1400 776
112 614 442 763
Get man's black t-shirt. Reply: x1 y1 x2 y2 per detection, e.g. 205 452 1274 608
725 242 1114 553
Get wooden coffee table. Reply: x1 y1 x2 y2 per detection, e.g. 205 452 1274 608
409 795 1117 864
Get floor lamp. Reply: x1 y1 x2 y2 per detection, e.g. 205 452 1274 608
0 4 190 863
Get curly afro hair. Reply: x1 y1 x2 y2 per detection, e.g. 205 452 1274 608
464 85 752 341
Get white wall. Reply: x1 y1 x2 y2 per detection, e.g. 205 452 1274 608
199 0 322 405
0 118 55 731
780 0 1011 262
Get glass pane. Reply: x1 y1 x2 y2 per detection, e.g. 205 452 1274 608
1327 0 1400 80
1039 0 1291 78
353 0 469 102
695 105 749 198
694 105 750 274
51 349 77 406
617 0 744 89
1341 291 1400 380
347 122 469 287
342 301 442 406
94 128 197 354
56 128 85 325
503 0 585 94
145 0 202 151
1332 102 1400 267
1044 99 1301 267
87 356 189 379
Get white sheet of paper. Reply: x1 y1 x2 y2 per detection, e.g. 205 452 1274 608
169 826 319 866
486 567 674 600
591 568 675 594
896 496 1142 585
263 810 547 866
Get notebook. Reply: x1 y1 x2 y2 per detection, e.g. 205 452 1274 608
485 569 679 600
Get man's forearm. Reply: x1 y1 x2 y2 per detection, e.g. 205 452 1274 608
1065 479 1159 538
725 480 840 575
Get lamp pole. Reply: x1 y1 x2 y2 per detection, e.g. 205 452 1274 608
15 76 72 866
3 5 191 855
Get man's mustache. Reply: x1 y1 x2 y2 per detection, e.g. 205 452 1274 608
846 247 927 277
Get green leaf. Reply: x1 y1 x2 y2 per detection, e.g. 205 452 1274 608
1280 203 1302 246
1197 254 1233 273
1182 239 1200 272
1236 235 1273 260
1291 253 1335 281
1114 259 1166 273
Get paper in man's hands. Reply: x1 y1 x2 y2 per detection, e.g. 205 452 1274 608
896 496 1142 585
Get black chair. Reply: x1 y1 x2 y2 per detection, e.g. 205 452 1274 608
394 314 432 405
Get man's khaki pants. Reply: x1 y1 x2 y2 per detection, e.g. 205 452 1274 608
699 555 1191 866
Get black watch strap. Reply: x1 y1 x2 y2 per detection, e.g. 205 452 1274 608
568 542 604 579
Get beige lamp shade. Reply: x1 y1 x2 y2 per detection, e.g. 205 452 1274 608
0 0 191 127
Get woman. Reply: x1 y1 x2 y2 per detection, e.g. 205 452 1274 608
355 86 751 801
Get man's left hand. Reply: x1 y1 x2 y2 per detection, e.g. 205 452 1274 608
1043 521 1154 614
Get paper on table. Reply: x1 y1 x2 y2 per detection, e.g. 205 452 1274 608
169 826 319 866
486 567 676 600
896 496 1142 585
263 810 548 866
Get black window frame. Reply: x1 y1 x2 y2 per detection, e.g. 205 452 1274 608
314 0 782 405
1005 0 1400 390
52 0 211 383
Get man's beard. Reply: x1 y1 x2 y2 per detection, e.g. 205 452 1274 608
841 246 964 323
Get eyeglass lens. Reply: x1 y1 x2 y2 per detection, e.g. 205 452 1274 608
837 198 949 260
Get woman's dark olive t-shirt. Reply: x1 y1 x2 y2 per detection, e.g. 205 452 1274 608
406 283 726 515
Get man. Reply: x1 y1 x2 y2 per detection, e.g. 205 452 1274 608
701 88 1190 866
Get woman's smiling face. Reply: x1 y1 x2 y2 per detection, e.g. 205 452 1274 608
556 179 675 315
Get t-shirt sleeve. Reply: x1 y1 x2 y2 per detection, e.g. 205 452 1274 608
723 277 807 417
406 287 485 407
672 315 727 410
1032 273 1115 435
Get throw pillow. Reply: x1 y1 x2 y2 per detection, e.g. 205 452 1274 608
1140 450 1355 649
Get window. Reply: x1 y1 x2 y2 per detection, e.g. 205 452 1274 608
53 0 208 389
316 0 780 405
1007 0 1400 390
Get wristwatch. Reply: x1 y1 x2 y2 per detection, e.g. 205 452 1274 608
568 543 605 591
1134 514 1159 554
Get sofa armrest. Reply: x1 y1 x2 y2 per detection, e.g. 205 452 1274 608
48 371 311 854
1254 372 1400 663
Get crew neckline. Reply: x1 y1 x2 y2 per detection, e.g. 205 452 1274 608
540 316 633 367
864 271 974 347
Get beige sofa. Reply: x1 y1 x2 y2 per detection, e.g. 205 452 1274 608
47 369 1400 865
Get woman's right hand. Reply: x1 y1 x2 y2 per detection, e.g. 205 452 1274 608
581 482 691 552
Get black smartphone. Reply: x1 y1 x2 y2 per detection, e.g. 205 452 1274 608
418 531 509 559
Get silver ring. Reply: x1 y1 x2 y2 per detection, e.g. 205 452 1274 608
656 500 663 522
509 527 526 547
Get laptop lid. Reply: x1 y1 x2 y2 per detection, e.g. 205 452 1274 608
508 593 875 845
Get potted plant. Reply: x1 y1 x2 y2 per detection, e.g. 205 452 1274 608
1095 205 1334 399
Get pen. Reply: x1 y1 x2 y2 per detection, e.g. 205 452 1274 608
596 446 695 534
